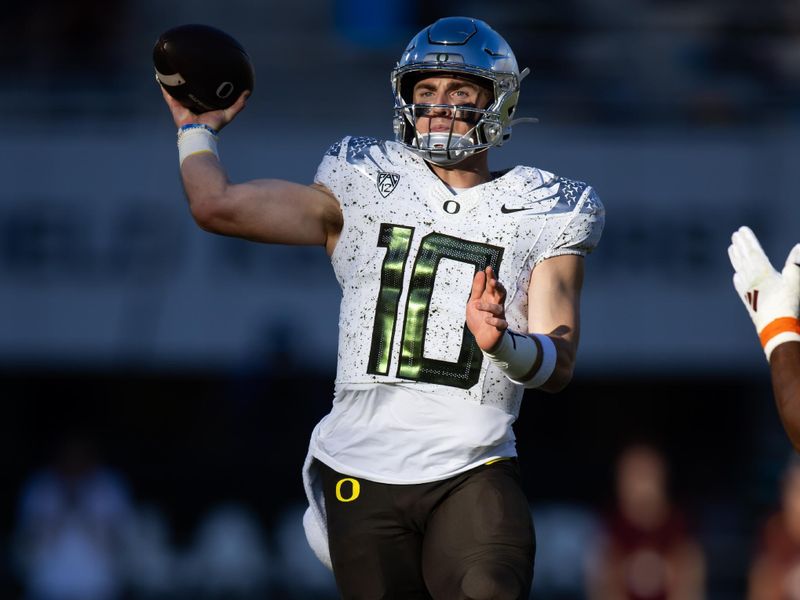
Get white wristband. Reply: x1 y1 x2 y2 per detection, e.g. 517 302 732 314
765 333 800 361
177 124 219 166
482 330 557 389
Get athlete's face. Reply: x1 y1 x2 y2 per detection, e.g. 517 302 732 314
411 75 492 136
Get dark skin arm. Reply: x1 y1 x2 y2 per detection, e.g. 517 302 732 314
770 341 800 451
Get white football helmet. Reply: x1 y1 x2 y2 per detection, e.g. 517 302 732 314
391 17 532 166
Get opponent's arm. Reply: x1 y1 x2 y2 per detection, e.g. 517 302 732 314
161 88 343 253
465 255 583 392
729 226 800 449
769 342 800 450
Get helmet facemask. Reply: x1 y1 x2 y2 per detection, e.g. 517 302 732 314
393 73 507 166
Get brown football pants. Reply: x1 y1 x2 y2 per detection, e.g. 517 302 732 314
318 458 535 599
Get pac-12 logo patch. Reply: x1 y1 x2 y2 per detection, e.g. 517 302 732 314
377 172 400 197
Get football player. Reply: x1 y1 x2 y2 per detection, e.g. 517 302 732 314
729 226 800 451
161 16 604 599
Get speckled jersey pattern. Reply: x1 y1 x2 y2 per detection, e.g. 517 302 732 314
316 136 604 418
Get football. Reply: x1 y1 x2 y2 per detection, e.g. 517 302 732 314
153 24 255 114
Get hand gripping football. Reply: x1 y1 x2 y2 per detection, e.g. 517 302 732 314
154 24 255 113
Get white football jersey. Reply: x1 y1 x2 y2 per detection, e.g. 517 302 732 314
309 136 604 483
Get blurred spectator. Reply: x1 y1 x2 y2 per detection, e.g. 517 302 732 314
179 503 271 599
748 455 800 599
586 443 706 600
13 435 135 600
122 504 176 599
530 503 600 599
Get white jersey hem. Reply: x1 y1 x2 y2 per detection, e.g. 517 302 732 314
310 445 517 485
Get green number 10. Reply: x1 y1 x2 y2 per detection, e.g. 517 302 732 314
366 223 504 389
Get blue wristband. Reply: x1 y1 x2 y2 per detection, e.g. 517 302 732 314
178 123 218 136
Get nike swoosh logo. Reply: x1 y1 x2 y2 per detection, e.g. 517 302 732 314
500 205 532 214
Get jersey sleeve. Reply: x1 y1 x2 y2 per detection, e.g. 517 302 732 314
313 136 386 209
540 184 605 260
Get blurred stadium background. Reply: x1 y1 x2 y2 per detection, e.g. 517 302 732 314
2 0 800 598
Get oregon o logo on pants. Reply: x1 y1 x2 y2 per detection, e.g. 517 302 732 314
335 478 361 502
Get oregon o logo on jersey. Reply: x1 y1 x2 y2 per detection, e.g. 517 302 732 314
443 200 460 214
335 478 361 502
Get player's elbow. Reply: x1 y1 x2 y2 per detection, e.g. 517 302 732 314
188 191 235 233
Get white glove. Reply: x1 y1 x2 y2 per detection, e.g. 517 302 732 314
728 226 800 361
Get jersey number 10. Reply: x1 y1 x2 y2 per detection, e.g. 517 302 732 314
366 223 504 389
